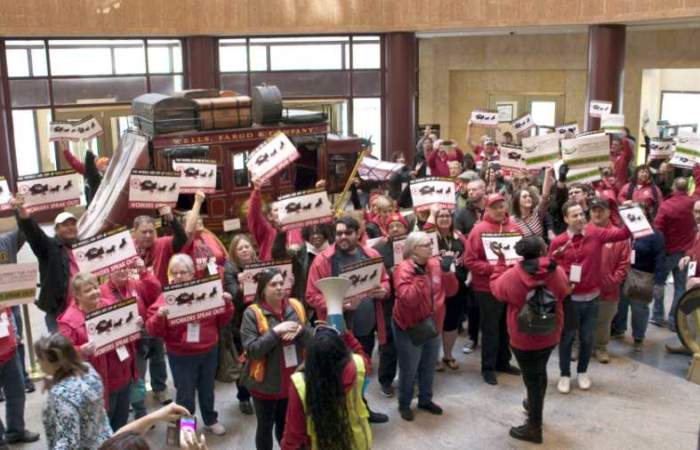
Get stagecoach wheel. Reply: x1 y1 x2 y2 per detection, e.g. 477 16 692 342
165 295 175 306
675 287 700 355
87 323 97 335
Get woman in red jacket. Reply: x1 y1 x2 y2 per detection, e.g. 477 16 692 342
618 165 663 217
392 231 446 422
490 236 570 444
181 191 229 278
146 253 234 436
58 272 139 432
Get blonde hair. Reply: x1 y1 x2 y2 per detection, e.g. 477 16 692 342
228 234 258 268
71 272 99 295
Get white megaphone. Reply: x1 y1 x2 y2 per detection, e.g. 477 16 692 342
315 277 350 332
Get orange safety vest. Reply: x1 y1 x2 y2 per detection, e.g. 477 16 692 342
246 298 306 383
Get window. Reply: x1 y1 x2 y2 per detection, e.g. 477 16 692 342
353 98 382 158
661 92 700 130
531 101 556 136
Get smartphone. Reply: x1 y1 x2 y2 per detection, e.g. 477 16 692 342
179 416 197 447
166 415 197 448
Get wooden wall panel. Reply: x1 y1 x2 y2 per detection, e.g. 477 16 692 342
1 0 699 36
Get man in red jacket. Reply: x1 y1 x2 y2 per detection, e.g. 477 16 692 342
610 135 634 191
589 199 631 364
652 169 700 331
464 193 522 385
549 200 631 394
0 309 40 446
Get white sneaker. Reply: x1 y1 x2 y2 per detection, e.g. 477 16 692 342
462 341 475 354
557 376 571 394
153 390 172 405
578 373 592 390
206 422 226 436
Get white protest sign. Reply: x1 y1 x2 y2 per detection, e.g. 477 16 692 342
601 113 625 134
247 132 300 183
561 131 610 169
555 123 579 138
73 227 138 276
172 159 217 194
274 189 334 232
673 131 700 167
619 205 653 239
470 110 499 128
85 298 140 356
0 263 38 308
511 114 535 136
128 170 181 209
0 177 10 211
410 177 456 212
49 115 103 142
163 275 226 325
339 257 384 301
589 100 613 118
17 170 82 214
522 133 561 169
241 261 294 303
565 166 602 186
358 158 405 181
648 139 675 161
499 144 526 171
481 232 523 265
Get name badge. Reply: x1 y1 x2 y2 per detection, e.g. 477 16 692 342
0 313 9 338
187 322 201 343
689 261 697 278
116 345 130 362
570 264 582 283
207 258 218 276
630 250 636 265
283 345 298 368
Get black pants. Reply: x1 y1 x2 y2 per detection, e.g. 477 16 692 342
252 397 288 450
466 287 480 344
477 291 511 371
512 346 554 426
378 320 398 387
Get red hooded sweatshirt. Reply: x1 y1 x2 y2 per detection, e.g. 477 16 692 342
248 188 304 261
463 212 522 293
305 243 391 344
58 299 137 405
489 257 569 351
392 257 446 333
146 292 234 356
0 309 17 366
99 271 162 321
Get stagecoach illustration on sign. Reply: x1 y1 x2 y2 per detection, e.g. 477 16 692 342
87 309 136 336
166 285 220 307
283 198 327 214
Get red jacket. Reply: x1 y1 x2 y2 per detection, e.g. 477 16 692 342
146 292 234 356
180 230 228 279
617 182 663 212
58 300 137 404
63 148 85 175
281 354 359 450
490 257 569 351
599 225 631 302
99 272 162 321
611 137 633 191
548 223 631 296
426 148 464 178
0 308 17 366
463 212 522 293
392 257 446 333
248 188 303 261
654 166 700 253
136 236 178 287
305 243 391 344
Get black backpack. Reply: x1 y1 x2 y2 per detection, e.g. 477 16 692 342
517 283 557 335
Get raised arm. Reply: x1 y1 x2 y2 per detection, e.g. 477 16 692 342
184 191 205 237
248 184 275 250
12 195 50 260
61 145 85 175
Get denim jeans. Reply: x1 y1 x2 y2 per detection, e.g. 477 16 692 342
44 312 58 333
0 353 26 441
512 346 554 426
559 299 599 377
108 382 131 432
613 293 651 341
168 347 219 426
652 252 686 330
10 306 29 384
392 319 440 410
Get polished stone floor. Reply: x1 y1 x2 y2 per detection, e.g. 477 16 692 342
3 234 699 449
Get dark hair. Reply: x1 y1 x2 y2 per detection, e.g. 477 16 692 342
302 224 332 243
561 199 581 217
515 236 546 260
98 432 149 450
511 187 540 219
390 151 405 162
304 332 354 450
335 216 360 234
254 268 283 304
35 333 88 386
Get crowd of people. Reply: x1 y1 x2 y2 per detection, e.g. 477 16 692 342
0 122 699 449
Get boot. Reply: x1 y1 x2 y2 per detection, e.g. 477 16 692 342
509 420 543 444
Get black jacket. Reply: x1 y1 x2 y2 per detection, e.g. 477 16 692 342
454 201 483 236
17 216 72 315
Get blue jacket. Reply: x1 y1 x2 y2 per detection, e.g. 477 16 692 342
632 228 666 285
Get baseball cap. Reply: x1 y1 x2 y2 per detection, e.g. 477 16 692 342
54 211 76 226
589 198 610 210
485 193 505 207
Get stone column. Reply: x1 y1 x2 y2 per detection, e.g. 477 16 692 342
584 25 626 131
183 36 219 89
384 32 417 162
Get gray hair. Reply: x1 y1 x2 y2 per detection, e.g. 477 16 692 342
133 215 156 229
403 231 430 259
71 272 99 294
168 253 195 276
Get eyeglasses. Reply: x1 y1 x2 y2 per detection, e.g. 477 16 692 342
336 230 356 236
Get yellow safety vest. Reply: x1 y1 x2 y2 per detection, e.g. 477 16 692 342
291 354 372 450
246 298 306 383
